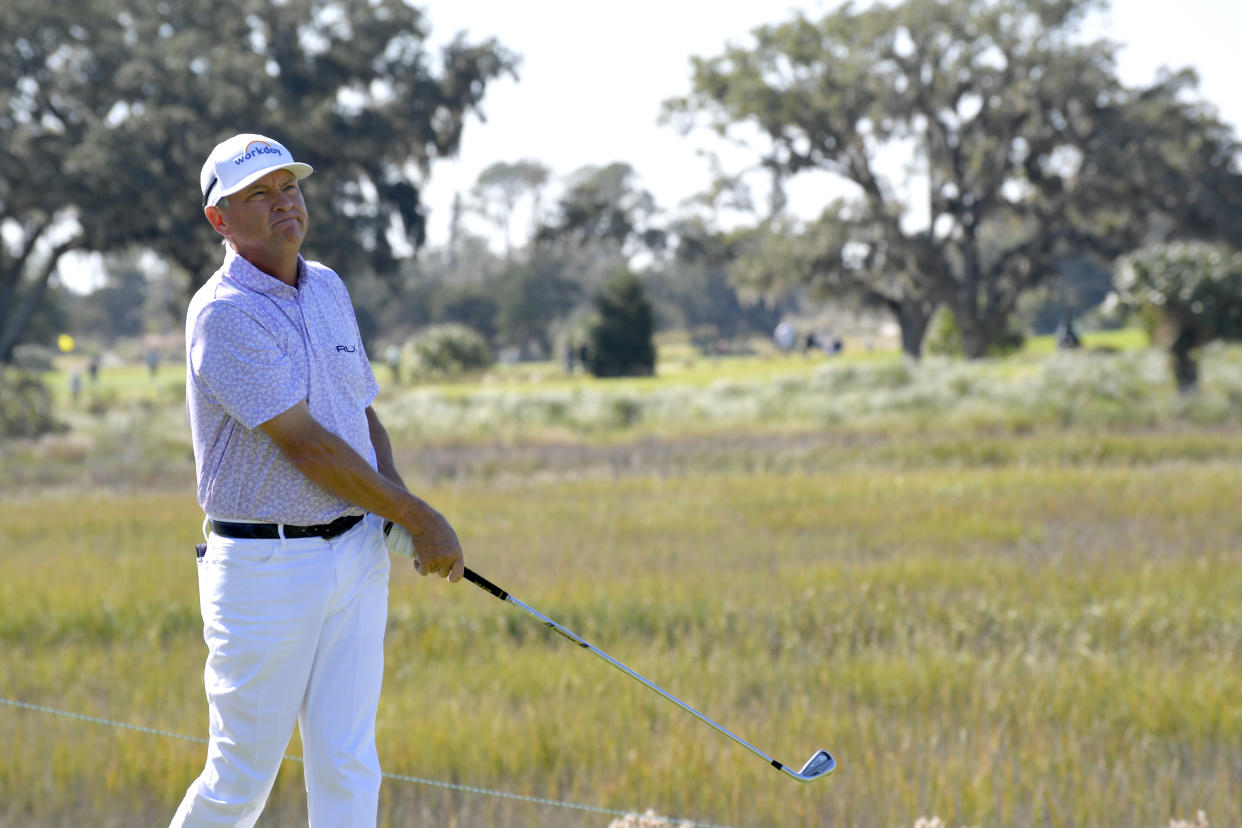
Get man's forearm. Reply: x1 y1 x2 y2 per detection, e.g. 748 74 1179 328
262 404 433 533
287 426 433 526
283 421 464 578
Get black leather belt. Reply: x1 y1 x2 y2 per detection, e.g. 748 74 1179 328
209 513 364 541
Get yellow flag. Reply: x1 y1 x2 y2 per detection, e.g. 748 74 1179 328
57 334 76 353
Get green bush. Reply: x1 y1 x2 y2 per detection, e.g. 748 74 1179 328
401 323 494 379
926 306 1025 358
10 344 58 373
0 368 63 439
587 271 656 378
1114 241 1242 391
924 307 961 357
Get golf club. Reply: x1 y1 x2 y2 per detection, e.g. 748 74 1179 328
462 567 836 782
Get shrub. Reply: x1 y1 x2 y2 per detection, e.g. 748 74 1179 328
10 344 58 373
926 307 1025 358
401 324 494 378
1113 241 1242 392
587 271 656 378
0 368 63 439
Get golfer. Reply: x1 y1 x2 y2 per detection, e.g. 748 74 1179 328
172 133 464 827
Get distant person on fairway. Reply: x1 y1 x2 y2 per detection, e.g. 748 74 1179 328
172 133 464 827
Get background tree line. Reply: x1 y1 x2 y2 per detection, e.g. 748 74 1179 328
3 0 1241 392
665 0 1242 365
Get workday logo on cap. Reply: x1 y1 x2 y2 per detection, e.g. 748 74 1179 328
200 133 314 207
231 140 284 167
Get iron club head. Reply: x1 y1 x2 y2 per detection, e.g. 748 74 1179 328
789 749 835 781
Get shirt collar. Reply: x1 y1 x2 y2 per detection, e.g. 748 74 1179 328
221 248 308 298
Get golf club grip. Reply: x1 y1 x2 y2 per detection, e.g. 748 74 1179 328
464 568 508 601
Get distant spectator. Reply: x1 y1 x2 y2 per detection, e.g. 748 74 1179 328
147 349 160 378
70 370 82 401
773 321 796 353
384 344 402 384
88 356 100 384
1056 317 1081 349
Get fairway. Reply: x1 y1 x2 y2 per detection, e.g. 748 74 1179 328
2 426 1240 827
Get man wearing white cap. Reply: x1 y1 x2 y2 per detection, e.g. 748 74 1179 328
172 133 464 827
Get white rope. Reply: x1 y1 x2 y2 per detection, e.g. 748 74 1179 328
0 696 733 828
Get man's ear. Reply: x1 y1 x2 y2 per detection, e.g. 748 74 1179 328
204 205 229 237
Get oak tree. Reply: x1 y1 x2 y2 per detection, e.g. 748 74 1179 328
1 0 516 361
666 0 1242 357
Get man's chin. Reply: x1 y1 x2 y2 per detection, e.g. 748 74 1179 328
273 220 306 243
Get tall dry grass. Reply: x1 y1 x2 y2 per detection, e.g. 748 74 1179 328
2 449 1240 826
3 344 1240 825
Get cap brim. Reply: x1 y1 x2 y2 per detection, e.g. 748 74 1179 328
215 162 314 201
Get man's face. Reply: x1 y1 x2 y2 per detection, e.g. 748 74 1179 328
207 169 309 261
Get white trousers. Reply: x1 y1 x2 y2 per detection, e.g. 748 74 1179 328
171 514 391 828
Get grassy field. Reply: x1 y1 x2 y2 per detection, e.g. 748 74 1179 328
2 340 1240 827
37 326 1146 404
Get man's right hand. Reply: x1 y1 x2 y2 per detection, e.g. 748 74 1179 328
398 506 464 582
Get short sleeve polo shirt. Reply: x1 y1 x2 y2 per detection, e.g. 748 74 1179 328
185 248 380 524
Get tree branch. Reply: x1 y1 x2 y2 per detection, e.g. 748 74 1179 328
0 217 54 330
0 237 79 363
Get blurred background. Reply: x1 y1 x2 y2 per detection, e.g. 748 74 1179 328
3 0 1239 402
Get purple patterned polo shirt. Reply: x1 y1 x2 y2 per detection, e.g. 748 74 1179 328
185 248 380 524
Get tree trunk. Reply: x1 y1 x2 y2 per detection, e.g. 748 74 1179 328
955 311 994 360
891 298 935 360
0 241 77 364
1170 330 1199 394
0 219 53 336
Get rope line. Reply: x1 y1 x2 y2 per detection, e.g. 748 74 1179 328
0 696 733 828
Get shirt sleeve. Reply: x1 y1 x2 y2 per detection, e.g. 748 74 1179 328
189 300 306 430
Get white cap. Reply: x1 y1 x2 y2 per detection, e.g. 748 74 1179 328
200 133 313 207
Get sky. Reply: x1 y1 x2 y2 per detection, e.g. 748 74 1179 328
416 0 1242 247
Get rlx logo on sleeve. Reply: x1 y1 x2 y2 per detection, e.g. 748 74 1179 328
335 345 358 353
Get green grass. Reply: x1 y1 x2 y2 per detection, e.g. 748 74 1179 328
1019 326 1150 356
41 325 1150 402
45 360 185 406
4 337 1238 826
2 444 1240 826
365 345 1242 445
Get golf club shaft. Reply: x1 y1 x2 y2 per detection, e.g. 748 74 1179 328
462 567 792 774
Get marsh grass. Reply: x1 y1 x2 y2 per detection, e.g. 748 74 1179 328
3 343 1239 825
11 345 1242 495
372 345 1242 443
2 452 1240 826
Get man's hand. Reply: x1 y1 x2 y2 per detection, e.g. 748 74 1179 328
385 510 464 582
